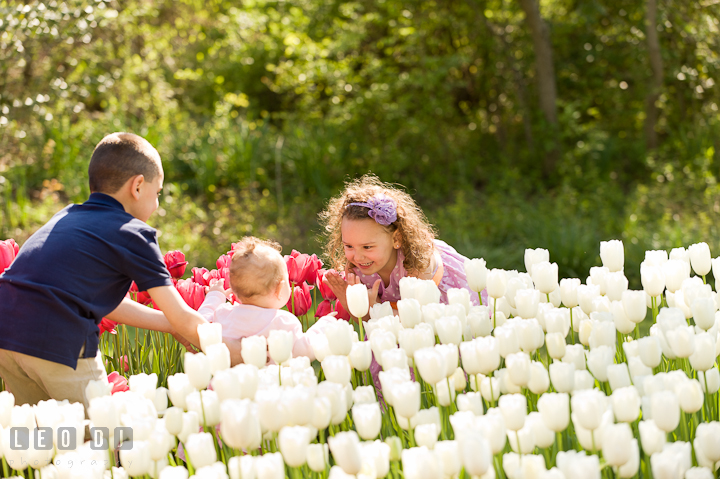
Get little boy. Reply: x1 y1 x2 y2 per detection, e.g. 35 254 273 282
0 132 241 408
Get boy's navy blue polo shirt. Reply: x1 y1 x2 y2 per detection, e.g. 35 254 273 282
0 193 173 369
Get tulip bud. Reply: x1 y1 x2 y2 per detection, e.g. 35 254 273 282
524 248 550 276
346 283 370 318
562 344 586 370
538 392 569 432
559 278 580 308
549 362 575 393
666 325 695 358
448 288 471 315
186 390 220 427
467 306 492 338
495 325 520 358
689 242 712 276
167 373 196 411
602 423 633 467
414 347 447 385
325 321 353 356
278 426 312 468
611 386 640 423
464 258 488 293
456 392 483 416
306 443 329 473
515 289 540 319
690 331 716 371
677 379 704 414
695 422 720 463
184 432 217 469
255 453 285 479
119 441 152 477
347 341 371 372
498 393 526 431
241 335 268 368
480 376 500 403
328 431 362 475
638 420 666 456
370 301 393 319
607 363 631 391
392 381 421 419
600 240 624 272
527 361 549 395
505 352 531 387
546 332 566 359
486 269 507 299
532 261 559 295
571 389 607 431
445 433 486 479
698 368 720 394
197 322 223 354
206 343 230 374
268 330 294 365
322 355 351 384
641 263 665 297
184 352 211 390
637 336 662 368
605 272 628 303
397 298 422 329
587 345 613 382
651 391 680 432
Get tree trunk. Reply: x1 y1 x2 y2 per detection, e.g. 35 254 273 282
518 0 558 176
644 0 664 150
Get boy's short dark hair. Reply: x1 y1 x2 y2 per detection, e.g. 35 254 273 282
88 132 162 193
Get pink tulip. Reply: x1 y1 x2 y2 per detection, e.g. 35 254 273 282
0 239 19 274
192 267 210 286
287 282 313 316
286 250 322 286
108 371 129 393
99 318 118 335
216 254 232 269
164 250 188 279
316 269 337 301
176 278 206 310
316 299 334 318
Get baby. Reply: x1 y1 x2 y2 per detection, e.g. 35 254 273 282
198 236 329 362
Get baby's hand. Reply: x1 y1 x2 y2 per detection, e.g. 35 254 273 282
206 278 232 298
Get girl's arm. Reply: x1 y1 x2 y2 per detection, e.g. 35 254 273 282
197 279 232 321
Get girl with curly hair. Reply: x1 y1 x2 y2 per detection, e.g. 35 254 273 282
320 175 483 315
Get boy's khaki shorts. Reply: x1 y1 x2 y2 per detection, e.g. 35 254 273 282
0 347 107 411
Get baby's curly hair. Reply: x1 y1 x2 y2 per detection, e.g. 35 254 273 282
319 175 436 275
229 236 284 300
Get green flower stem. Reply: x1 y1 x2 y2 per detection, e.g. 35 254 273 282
358 317 364 341
569 308 575 345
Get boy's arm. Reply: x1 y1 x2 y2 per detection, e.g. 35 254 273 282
105 298 196 351
147 285 243 365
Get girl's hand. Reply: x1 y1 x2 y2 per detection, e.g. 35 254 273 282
206 278 232 298
326 270 350 310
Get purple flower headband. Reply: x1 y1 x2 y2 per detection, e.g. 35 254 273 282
348 194 398 226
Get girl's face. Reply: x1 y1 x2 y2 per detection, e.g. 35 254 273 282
341 217 398 279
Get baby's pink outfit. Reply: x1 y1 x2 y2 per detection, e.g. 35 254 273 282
199 291 330 362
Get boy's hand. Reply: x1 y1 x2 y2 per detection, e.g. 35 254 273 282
170 330 198 353
206 278 232 298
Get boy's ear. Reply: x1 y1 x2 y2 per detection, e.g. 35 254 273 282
129 174 145 200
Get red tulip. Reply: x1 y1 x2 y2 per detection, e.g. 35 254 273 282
216 254 232 270
0 239 19 274
334 300 351 322
176 278 206 310
128 281 152 305
287 282 313 317
191 267 210 286
164 250 188 279
108 371 129 393
99 318 118 335
315 299 333 318
316 269 337 301
286 250 322 286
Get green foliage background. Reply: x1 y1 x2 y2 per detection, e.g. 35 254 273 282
1 0 719 286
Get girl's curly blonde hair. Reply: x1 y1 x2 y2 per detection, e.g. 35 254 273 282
319 175 436 275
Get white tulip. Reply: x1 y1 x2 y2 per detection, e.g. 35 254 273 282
197 322 223 353
346 283 370 318
241 336 268 368
464 258 488 293
638 420 666 455
486 269 508 299
498 394 526 431
538 392 569 432
600 240 624 272
689 242 712 276
641 262 665 297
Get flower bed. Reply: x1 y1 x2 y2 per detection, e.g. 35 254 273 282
1 239 720 479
